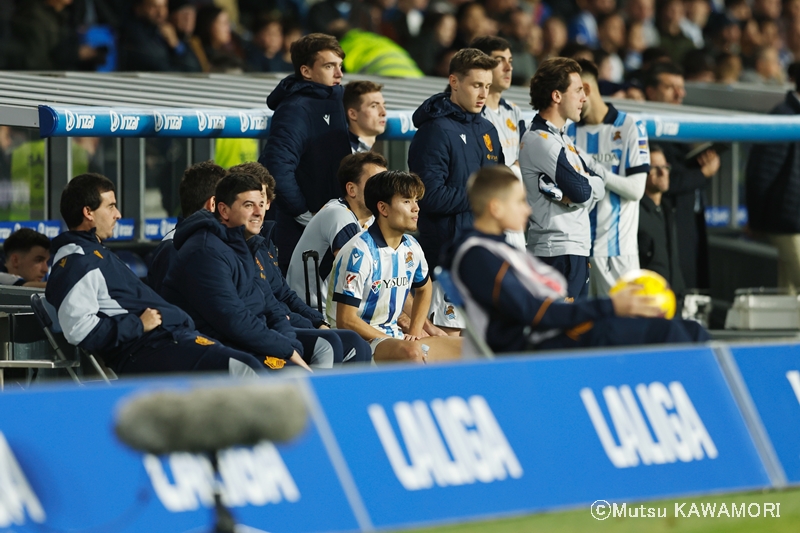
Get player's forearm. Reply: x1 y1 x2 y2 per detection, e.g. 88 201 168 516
409 285 432 336
337 304 391 341
605 171 647 201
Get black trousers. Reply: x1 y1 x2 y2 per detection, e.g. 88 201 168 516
114 329 265 375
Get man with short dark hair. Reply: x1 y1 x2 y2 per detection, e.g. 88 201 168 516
232 162 373 365
259 33 352 273
329 170 461 362
470 35 527 250
643 61 718 289
343 80 387 153
46 173 264 376
162 174 331 371
1 228 50 287
147 160 227 293
287 152 386 313
639 144 685 297
519 57 606 298
408 48 503 332
569 59 650 295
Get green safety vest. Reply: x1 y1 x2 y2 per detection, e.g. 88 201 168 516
339 30 424 78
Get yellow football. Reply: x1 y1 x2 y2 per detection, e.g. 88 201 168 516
609 269 676 319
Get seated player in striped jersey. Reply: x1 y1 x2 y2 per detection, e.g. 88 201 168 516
443 166 708 354
327 170 462 363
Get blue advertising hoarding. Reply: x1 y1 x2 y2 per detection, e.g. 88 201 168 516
311 347 771 530
729 343 800 485
144 218 178 240
0 347 781 533
0 220 62 243
0 379 360 533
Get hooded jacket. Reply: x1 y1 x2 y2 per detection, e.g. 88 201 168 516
46 230 194 364
259 75 351 217
255 222 325 329
746 91 800 234
161 210 301 360
407 92 504 268
442 228 615 353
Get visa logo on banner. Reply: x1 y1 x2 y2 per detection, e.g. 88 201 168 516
0 432 46 527
581 381 718 469
369 395 523 491
144 441 299 512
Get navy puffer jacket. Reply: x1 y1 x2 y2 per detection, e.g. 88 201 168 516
161 210 301 359
408 92 504 268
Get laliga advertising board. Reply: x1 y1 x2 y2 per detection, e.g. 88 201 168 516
311 347 770 529
0 379 361 533
0 349 774 533
728 343 800 484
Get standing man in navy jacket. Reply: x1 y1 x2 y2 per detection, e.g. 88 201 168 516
260 33 352 274
46 173 264 377
407 48 504 331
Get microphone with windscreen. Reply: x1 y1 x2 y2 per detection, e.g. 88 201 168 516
114 384 309 533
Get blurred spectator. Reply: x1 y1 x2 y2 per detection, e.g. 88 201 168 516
644 62 718 289
745 62 800 290
596 11 625 82
10 0 105 70
196 4 244 71
383 0 429 48
758 18 790 69
683 48 715 81
753 0 781 22
484 0 519 21
569 0 616 47
657 0 696 64
454 2 497 48
169 0 205 70
500 9 537 84
626 0 659 47
246 15 292 72
681 0 709 48
725 0 751 22
407 12 457 75
706 15 741 58
785 0 800 22
741 46 786 84
560 42 594 61
715 51 742 82
307 0 350 34
541 16 568 59
624 20 647 70
120 0 202 71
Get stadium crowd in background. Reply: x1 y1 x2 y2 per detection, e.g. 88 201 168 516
0 0 797 88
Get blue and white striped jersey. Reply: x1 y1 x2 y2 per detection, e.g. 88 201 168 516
568 105 650 257
328 224 429 338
